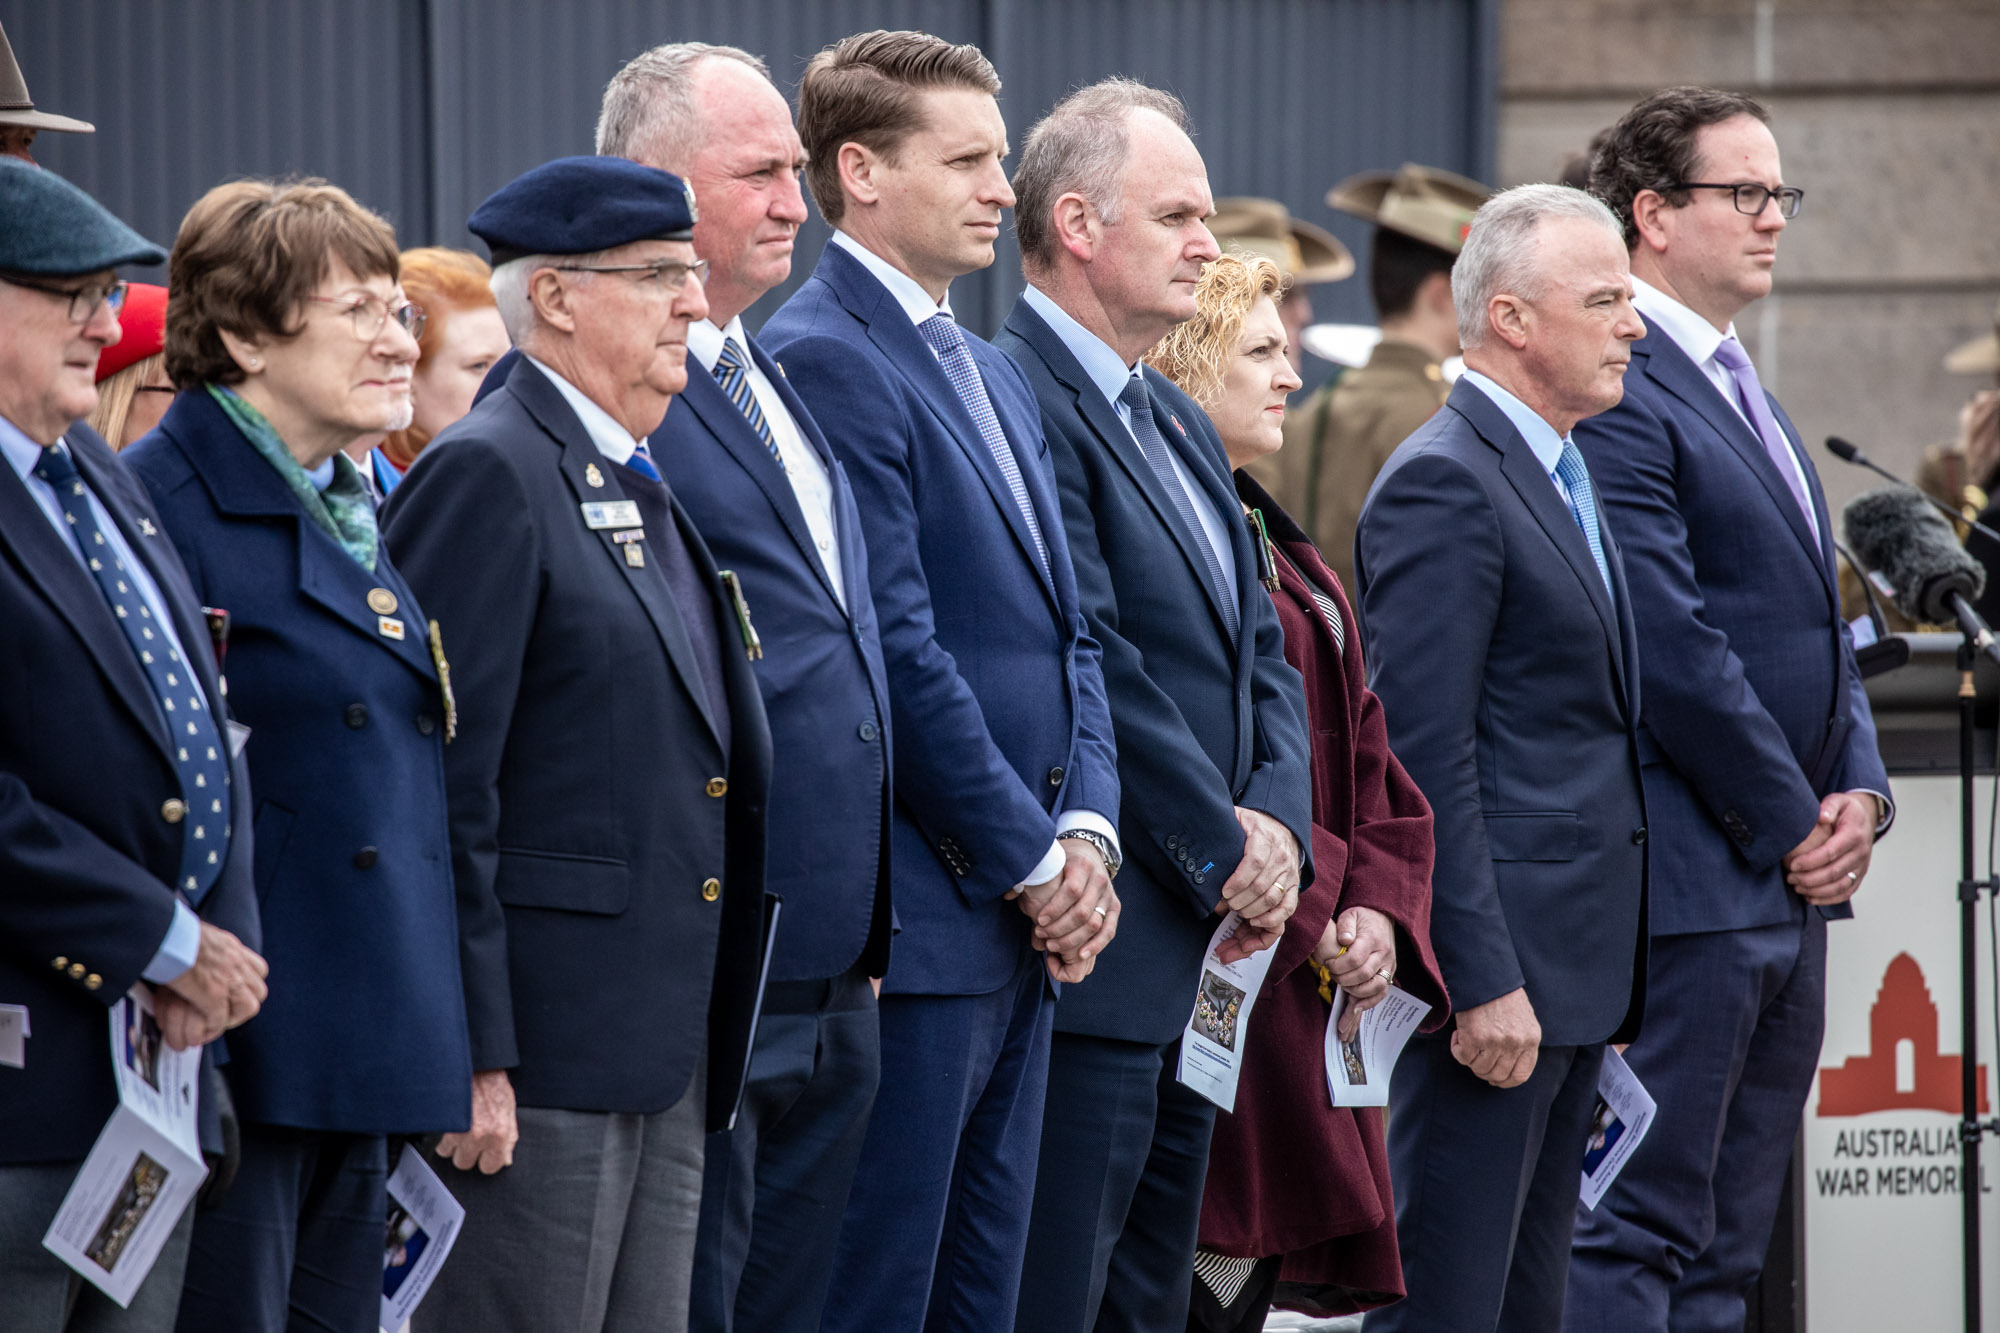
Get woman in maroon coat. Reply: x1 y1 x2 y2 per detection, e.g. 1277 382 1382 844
1149 254 1449 1331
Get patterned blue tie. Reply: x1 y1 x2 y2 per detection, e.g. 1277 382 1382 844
626 439 664 484
713 337 783 469
1553 439 1614 599
1119 376 1240 644
917 314 1051 579
36 445 232 904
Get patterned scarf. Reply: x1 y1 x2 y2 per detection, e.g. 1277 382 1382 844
208 384 379 572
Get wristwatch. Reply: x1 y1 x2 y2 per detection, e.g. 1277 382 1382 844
1058 828 1121 880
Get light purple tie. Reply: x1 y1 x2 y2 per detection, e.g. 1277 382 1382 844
1713 335 1814 533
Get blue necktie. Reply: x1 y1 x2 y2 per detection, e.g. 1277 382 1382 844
626 439 664 483
917 314 1051 579
1119 376 1240 645
1553 439 1614 599
713 338 783 469
36 445 232 904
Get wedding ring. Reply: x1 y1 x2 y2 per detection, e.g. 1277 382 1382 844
1846 871 1858 885
1093 905 1109 918
1378 968 1393 982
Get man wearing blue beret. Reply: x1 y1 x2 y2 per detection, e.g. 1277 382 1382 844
0 160 267 1331
381 156 774 1333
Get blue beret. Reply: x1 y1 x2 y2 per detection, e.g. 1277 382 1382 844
469 156 698 266
0 160 165 275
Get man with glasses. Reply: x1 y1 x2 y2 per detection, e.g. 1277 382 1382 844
382 157 772 1333
0 160 266 1333
1566 88 1891 1331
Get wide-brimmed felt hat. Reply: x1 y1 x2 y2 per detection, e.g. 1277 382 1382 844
0 23 94 134
1327 162 1493 256
1208 196 1355 285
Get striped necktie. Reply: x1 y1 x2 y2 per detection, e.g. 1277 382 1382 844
1553 439 1614 598
713 337 783 469
917 314 1051 579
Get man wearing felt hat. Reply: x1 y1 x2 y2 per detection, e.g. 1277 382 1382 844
1279 163 1492 597
381 156 773 1333
0 161 266 1331
0 21 94 164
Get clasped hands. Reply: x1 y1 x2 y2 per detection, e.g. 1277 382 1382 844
1010 836 1121 983
1212 807 1301 965
154 921 268 1052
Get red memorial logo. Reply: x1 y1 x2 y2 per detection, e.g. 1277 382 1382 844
1818 953 1990 1117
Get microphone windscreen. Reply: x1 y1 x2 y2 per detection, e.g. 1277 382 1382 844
1842 486 1985 623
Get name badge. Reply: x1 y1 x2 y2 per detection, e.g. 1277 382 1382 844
581 500 642 530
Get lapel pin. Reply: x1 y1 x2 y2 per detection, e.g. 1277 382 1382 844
378 615 406 640
427 619 457 742
582 500 642 530
624 544 646 568
1171 416 1187 436
585 463 606 488
137 517 157 537
719 570 764 660
366 588 398 616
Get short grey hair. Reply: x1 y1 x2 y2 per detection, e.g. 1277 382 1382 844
1453 183 1624 349
595 42 770 172
489 250 615 349
1014 78 1189 273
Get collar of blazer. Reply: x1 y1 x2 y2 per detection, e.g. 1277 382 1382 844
1631 328 1835 595
813 244 1061 605
1004 296 1248 651
155 389 437 685
505 356 725 752
1446 376 1632 706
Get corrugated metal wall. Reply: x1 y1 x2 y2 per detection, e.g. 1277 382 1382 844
4 0 1493 337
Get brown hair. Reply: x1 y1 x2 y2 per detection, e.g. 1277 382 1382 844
1589 86 1770 248
164 178 402 390
1146 254 1286 411
796 30 1000 225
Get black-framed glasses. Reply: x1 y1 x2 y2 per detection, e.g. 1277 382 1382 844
305 294 426 342
553 257 709 294
1672 182 1805 219
1 273 128 324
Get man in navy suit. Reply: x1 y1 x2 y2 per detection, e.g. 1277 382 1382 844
1356 184 1649 1333
763 30 1121 1333
0 161 265 1332
589 42 893 1333
996 81 1311 1333
382 158 772 1333
1566 90 1890 1332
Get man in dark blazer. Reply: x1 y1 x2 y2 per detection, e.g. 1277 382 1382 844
0 161 265 1332
381 157 771 1333
1566 90 1890 1332
996 81 1311 1333
762 31 1120 1333
589 43 893 1333
1355 184 1649 1333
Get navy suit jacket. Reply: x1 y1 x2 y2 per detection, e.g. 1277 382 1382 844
0 422 260 1163
1573 326 1888 937
382 358 772 1130
1357 379 1648 1047
762 242 1118 997
996 298 1314 1046
126 390 471 1134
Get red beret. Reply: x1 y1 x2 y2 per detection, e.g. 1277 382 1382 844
96 282 167 382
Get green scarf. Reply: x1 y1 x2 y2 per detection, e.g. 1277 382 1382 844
208 384 379 572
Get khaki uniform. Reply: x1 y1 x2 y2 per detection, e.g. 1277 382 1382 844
1250 339 1448 594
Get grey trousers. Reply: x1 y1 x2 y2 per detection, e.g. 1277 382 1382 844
418 1065 707 1333
0 1161 196 1333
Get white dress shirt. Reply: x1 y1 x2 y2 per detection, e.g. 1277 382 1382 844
688 315 844 606
1457 368 1585 509
1 414 202 983
524 353 648 464
829 233 1118 884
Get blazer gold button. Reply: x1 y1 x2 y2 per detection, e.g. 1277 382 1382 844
705 777 728 798
85 973 101 990
52 956 68 971
161 798 187 824
68 963 85 980
701 877 722 902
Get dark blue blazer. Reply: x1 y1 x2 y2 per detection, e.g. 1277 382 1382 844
762 242 1118 997
1356 378 1648 1047
125 390 471 1134
381 357 772 1130
0 422 260 1163
1573 326 1888 937
996 298 1314 1047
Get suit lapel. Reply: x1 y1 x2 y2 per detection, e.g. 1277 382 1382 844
1142 371 1254 652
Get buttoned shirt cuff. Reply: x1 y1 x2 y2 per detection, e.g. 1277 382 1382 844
1017 841 1067 892
1852 788 1895 838
141 901 201 985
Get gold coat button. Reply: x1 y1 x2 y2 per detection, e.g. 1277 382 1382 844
705 777 728 798
701 877 721 902
68 963 85 980
84 973 102 991
161 798 187 824
52 956 68 971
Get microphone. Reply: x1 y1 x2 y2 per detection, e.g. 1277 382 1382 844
1826 436 2000 545
1843 486 2000 666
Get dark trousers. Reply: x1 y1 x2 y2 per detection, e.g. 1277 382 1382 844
1369 1034 1606 1333
1567 914 1826 1333
174 1124 387 1333
689 966 880 1333
1015 1033 1220 1333
0 1160 195 1333
819 948 1053 1333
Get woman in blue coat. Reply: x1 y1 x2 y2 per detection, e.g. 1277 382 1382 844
125 177 471 1333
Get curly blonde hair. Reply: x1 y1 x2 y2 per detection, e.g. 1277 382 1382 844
1145 254 1287 411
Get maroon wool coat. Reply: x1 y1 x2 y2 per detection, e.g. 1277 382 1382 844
1198 475 1448 1317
